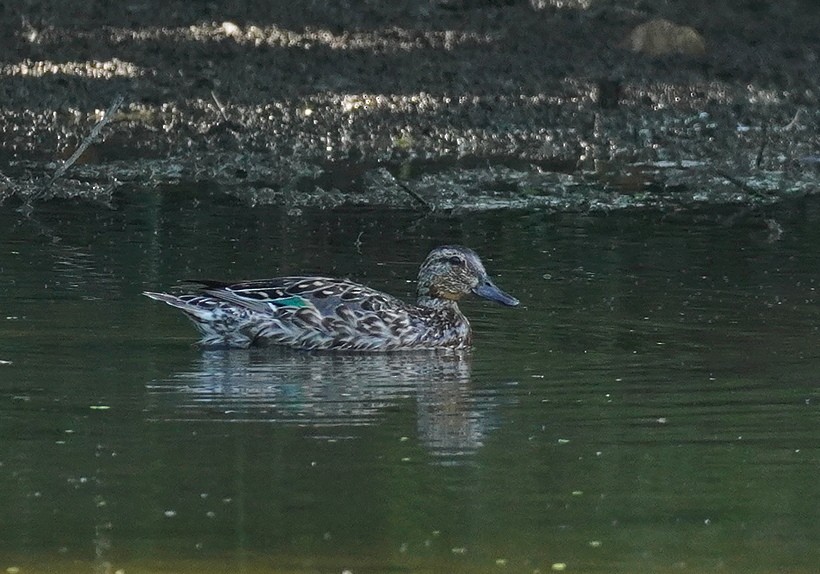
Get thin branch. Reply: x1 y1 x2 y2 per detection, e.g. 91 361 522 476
782 108 803 131
0 169 17 191
48 94 125 187
19 94 125 215
714 169 767 199
755 123 768 169
211 90 229 122
395 180 432 211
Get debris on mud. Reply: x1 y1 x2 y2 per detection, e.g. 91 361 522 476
1 1 817 211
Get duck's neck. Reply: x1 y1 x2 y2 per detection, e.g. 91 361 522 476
417 282 463 311
416 295 461 311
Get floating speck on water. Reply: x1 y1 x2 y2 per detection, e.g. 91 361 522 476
89 405 110 410
163 510 177 518
589 540 602 547
452 547 467 554
200 493 208 499
0 359 12 365
557 438 570 444
551 563 567 571
399 436 409 442
496 558 508 566
571 490 583 496
7 567 21 574
401 457 411 462
656 417 668 424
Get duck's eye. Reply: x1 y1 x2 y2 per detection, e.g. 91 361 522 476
448 256 465 267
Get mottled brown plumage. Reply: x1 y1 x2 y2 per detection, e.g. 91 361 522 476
144 245 518 351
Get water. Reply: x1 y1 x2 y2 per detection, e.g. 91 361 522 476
1 189 818 573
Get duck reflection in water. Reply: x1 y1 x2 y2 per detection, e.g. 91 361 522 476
146 348 499 460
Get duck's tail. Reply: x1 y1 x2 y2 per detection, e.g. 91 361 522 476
143 290 218 328
143 291 255 348
143 291 193 309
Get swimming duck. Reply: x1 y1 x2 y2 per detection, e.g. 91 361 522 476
143 245 518 351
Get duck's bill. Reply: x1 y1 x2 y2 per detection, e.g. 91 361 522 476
473 279 520 307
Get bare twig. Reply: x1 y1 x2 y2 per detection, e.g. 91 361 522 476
210 91 229 122
0 169 17 191
395 180 432 211
755 123 768 169
19 94 125 215
714 168 767 199
0 169 20 205
49 94 124 186
782 108 803 131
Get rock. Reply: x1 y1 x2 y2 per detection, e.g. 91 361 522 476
625 18 706 57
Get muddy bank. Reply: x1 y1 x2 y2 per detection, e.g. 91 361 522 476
1 0 817 211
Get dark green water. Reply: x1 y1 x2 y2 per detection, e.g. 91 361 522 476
1 190 818 574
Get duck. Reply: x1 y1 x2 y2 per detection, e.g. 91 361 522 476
143 245 519 351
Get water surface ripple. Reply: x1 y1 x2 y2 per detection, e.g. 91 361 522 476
0 193 817 573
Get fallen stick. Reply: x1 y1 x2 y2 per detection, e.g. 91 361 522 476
211 90 229 122
19 94 125 214
395 180 431 211
48 93 125 186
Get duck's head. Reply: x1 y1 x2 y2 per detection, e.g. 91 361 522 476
417 245 519 307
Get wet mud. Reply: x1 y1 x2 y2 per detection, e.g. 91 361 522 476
0 0 817 211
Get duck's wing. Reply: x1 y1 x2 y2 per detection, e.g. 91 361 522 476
190 276 407 317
